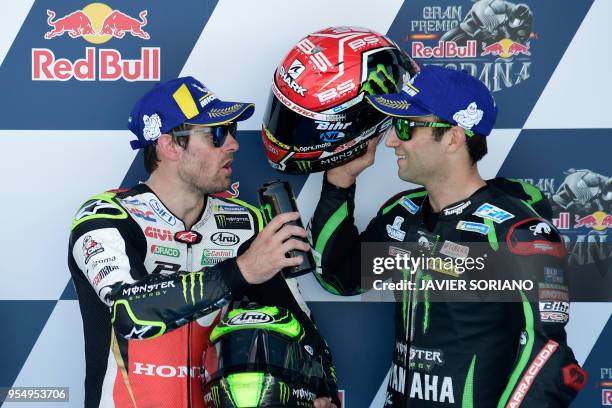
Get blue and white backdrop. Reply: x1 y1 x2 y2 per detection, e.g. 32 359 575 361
1 0 610 406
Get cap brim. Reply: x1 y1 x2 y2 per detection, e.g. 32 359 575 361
186 99 255 126
365 93 431 118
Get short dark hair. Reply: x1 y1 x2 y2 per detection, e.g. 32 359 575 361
143 123 192 174
431 116 487 164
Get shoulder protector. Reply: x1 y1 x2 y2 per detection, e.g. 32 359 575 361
489 178 552 219
71 191 127 231
505 217 566 259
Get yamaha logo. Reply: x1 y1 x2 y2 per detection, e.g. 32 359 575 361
228 312 273 325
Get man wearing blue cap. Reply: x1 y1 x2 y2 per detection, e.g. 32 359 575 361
308 66 585 406
68 77 338 407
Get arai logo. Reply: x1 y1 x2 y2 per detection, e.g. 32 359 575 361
210 232 239 246
229 312 273 325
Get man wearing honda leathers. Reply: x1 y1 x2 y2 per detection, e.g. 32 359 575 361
68 77 338 408
308 66 585 406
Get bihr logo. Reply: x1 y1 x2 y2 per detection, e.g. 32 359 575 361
406 2 535 92
33 3 160 81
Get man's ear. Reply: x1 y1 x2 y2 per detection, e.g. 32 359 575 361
156 134 182 162
445 126 467 153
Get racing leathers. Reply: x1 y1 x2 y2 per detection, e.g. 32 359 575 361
308 176 586 407
68 183 338 408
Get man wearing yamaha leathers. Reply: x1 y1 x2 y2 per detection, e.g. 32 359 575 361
308 66 585 406
68 77 338 408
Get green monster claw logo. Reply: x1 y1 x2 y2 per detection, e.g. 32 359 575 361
180 272 204 304
295 160 312 173
261 203 273 223
211 384 221 407
279 381 290 405
361 64 398 95
215 214 228 228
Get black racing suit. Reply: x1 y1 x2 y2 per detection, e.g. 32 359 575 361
68 184 338 408
308 176 585 407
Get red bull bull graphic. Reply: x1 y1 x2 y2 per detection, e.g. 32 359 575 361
33 3 160 81
100 10 150 40
44 9 95 39
481 39 531 58
574 212 612 231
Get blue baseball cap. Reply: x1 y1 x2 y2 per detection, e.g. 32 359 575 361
128 76 255 149
366 65 497 136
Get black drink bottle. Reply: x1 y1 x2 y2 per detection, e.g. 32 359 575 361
257 180 315 278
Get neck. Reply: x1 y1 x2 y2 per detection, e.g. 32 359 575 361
424 164 485 213
146 170 205 230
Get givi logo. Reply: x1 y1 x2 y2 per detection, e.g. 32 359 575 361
33 3 160 81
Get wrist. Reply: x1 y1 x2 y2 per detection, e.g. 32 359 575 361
236 256 254 284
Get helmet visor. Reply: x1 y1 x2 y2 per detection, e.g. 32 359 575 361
262 83 388 153
204 329 324 388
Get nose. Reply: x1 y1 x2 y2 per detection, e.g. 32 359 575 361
222 133 239 152
385 127 400 148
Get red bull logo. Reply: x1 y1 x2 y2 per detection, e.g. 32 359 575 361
573 211 612 231
481 39 531 58
412 41 477 59
33 3 160 81
212 182 240 199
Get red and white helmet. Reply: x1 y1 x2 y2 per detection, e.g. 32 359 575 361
262 26 418 173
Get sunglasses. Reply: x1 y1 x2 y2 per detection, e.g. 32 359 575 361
173 122 237 147
393 118 474 141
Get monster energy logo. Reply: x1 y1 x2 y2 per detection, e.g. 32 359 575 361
214 213 250 229
180 272 204 305
211 384 221 407
279 381 290 405
261 203 273 223
361 64 398 95
295 160 312 172
216 214 228 228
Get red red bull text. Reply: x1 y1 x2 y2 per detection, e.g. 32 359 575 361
412 41 477 58
32 47 160 81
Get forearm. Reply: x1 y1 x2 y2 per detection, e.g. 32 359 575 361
309 175 362 295
110 258 248 339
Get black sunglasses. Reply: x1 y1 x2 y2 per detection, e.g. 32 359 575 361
393 118 474 141
173 122 237 147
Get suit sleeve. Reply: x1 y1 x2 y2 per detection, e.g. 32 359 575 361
307 174 387 296
497 217 587 407
68 198 249 341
